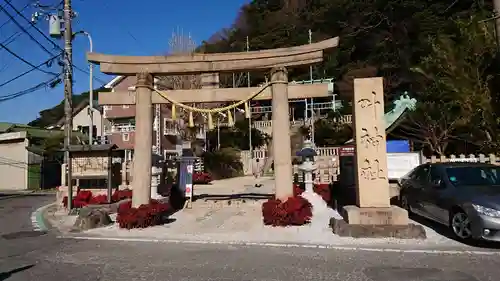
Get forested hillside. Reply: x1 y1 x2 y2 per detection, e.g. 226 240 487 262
200 0 499 155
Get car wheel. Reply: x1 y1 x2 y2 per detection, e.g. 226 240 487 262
450 210 472 240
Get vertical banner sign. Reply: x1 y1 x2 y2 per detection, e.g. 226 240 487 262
185 163 194 199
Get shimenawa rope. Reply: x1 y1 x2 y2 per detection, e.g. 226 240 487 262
150 80 287 130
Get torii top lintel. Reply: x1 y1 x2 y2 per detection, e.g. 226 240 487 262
87 37 339 75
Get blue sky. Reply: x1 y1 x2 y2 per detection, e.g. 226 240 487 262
0 0 247 124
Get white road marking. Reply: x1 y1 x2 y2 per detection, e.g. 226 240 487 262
58 235 500 256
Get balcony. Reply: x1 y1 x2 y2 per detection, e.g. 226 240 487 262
164 120 180 135
104 123 135 135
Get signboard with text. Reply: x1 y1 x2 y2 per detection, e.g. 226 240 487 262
386 152 421 179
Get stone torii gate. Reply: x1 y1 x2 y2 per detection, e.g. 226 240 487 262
88 37 339 207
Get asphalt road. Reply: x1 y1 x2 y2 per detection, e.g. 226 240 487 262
1 195 500 280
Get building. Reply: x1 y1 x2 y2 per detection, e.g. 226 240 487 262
48 99 109 144
0 123 62 191
102 76 207 162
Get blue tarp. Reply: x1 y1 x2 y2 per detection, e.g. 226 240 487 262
387 140 410 153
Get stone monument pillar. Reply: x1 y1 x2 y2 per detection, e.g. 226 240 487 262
330 77 425 239
131 73 154 207
270 67 294 200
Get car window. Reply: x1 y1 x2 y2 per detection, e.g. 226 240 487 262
429 166 441 182
446 166 500 186
413 165 430 183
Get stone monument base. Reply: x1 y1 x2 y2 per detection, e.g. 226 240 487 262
330 205 426 239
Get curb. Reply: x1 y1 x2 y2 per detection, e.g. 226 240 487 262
32 203 56 232
58 235 500 256
0 191 36 201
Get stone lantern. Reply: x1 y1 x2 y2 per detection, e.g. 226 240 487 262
296 140 317 193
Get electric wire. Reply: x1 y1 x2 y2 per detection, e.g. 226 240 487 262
0 1 30 30
6 1 108 86
0 75 61 102
0 41 58 75
3 0 61 51
0 1 56 56
0 53 61 89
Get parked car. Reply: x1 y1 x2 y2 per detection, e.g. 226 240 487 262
398 162 500 241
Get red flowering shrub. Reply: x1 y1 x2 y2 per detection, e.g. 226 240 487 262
293 184 304 196
62 189 133 208
313 184 331 205
76 190 93 202
89 194 108 205
116 199 171 229
192 172 213 184
111 189 133 202
118 200 132 213
262 195 312 226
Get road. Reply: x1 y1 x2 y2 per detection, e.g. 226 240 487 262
1 195 500 280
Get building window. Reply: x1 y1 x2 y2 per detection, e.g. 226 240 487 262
122 133 130 142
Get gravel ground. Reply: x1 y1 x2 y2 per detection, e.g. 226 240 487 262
57 196 473 251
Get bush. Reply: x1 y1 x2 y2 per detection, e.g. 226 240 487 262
262 195 312 226
112 189 133 202
62 189 133 208
293 184 304 196
116 199 171 229
202 147 243 179
313 184 331 206
192 172 213 185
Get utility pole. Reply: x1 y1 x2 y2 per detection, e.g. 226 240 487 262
63 0 74 210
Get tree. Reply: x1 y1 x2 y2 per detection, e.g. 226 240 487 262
156 30 215 149
399 15 497 155
205 119 268 151
29 87 108 128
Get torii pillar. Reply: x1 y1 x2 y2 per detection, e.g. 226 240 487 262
270 67 294 199
132 73 154 207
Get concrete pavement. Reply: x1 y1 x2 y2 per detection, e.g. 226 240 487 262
2 195 500 280
3 239 500 280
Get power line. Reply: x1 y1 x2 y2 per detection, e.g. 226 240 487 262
0 1 55 56
0 75 61 102
0 53 61 88
0 1 30 30
0 42 58 75
73 64 107 85
3 0 62 51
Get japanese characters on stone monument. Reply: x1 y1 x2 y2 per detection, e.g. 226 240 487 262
353 77 391 208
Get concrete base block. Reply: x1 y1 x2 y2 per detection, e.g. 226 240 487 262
329 217 427 239
341 205 409 225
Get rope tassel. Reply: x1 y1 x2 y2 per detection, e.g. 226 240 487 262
188 111 194 127
171 104 176 120
227 110 234 127
245 102 251 119
207 113 214 130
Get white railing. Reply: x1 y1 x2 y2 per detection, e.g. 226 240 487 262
164 122 180 135
104 123 135 134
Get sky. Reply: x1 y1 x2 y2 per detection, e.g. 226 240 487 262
0 0 248 124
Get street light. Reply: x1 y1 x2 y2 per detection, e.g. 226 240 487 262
76 31 94 144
